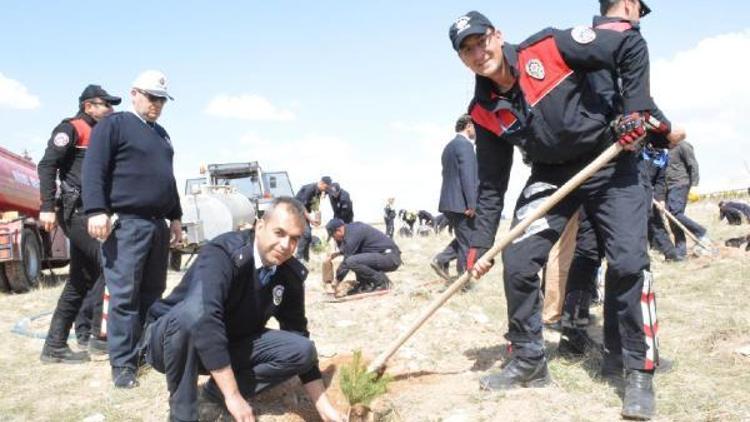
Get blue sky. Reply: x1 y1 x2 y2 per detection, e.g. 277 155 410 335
2 1 748 222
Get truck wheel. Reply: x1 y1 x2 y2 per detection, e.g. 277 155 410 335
0 264 10 293
169 250 182 272
6 228 42 293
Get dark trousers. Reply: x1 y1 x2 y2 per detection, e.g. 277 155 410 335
502 155 658 370
666 184 706 257
45 211 105 348
647 200 678 260
102 216 169 370
384 217 395 238
75 277 106 340
295 221 312 261
147 310 318 422
562 209 602 328
434 211 474 274
337 251 401 288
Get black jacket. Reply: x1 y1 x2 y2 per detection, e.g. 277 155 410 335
330 188 354 223
37 113 96 212
147 230 320 382
469 26 655 249
337 222 399 257
438 134 478 214
295 183 321 212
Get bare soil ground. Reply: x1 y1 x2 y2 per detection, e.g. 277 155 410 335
0 201 748 421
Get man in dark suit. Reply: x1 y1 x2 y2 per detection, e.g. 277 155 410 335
431 114 478 280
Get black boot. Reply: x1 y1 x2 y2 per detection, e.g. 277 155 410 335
40 344 90 364
429 258 450 281
558 327 597 358
41 308 89 363
621 370 655 420
479 357 550 391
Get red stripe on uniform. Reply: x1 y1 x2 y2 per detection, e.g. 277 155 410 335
517 37 574 106
641 292 655 303
644 359 654 371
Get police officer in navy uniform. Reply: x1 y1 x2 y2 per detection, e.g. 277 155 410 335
326 218 401 295
38 84 121 363
83 70 183 388
449 8 679 418
383 197 396 238
327 182 354 223
560 0 686 371
293 176 331 262
145 198 343 422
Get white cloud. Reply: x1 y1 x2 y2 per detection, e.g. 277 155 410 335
652 29 750 193
205 94 295 121
0 73 40 109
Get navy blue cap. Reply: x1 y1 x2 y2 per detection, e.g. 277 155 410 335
79 84 121 105
325 218 345 237
449 11 494 51
327 182 341 197
321 176 333 185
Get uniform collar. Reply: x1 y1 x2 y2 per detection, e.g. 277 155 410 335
130 110 157 127
77 112 98 127
593 15 640 31
253 239 277 274
474 43 520 105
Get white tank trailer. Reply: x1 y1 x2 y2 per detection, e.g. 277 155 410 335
171 185 256 270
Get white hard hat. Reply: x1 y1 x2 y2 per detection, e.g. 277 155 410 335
132 70 174 100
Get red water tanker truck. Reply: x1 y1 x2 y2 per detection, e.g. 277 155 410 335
0 146 69 293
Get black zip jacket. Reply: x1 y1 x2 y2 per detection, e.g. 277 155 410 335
469 25 656 249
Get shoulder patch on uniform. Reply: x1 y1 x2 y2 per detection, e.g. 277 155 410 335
525 58 546 80
571 26 596 44
53 132 70 147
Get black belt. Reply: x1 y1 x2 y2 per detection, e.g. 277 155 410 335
116 213 165 221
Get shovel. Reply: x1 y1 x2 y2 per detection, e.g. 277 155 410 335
651 199 713 252
367 142 627 375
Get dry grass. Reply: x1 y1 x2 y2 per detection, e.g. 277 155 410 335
0 200 748 421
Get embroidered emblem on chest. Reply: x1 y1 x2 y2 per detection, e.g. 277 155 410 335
525 59 546 80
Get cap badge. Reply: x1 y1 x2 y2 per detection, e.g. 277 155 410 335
158 77 166 86
571 26 596 44
525 59 545 80
272 285 285 306
454 16 471 34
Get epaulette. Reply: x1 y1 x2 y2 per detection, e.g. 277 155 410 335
518 27 557 50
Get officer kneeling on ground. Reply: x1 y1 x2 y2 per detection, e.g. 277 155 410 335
144 197 344 422
325 218 401 295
